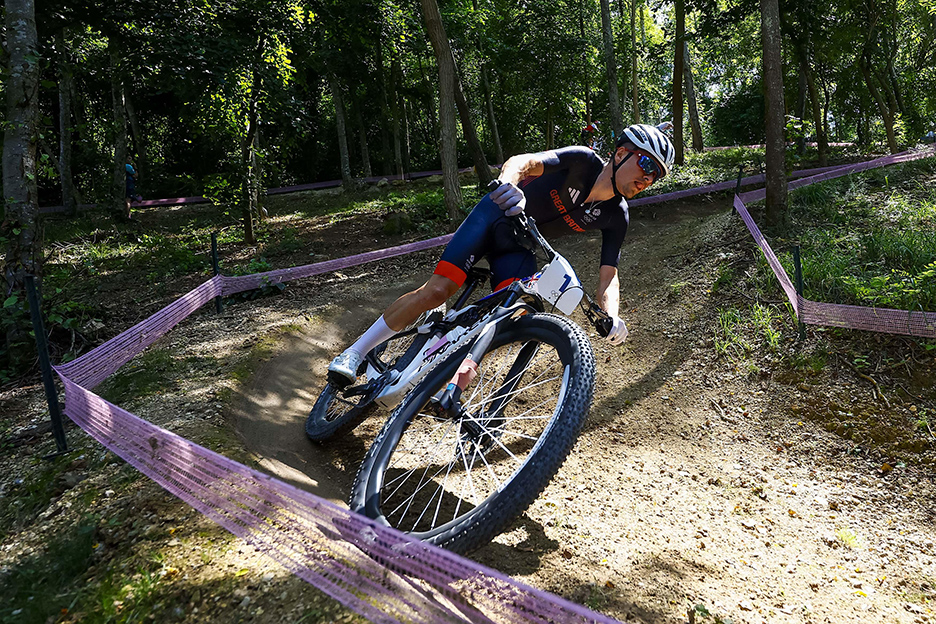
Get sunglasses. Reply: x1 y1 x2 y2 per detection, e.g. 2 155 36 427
635 153 662 183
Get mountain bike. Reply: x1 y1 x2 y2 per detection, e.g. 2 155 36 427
307 184 614 553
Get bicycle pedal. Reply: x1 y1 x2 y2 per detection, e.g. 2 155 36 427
327 370 355 389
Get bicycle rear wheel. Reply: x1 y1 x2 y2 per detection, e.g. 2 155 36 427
349 313 595 554
305 305 444 441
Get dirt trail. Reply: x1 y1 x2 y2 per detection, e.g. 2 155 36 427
232 198 936 624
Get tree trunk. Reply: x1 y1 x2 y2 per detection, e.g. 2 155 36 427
110 41 129 220
481 65 504 165
420 0 462 222
124 93 148 180
402 94 412 173
375 40 392 175
760 0 788 227
631 0 639 123
683 42 703 152
452 53 493 185
389 54 405 178
546 103 555 150
600 0 622 137
803 54 828 166
860 55 899 153
3 0 41 308
56 33 77 215
355 103 373 178
579 5 591 126
794 58 807 155
672 0 685 165
328 73 354 187
242 65 261 242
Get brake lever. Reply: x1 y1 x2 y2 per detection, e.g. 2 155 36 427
582 300 613 338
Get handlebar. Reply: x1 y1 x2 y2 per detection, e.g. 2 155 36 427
487 179 613 338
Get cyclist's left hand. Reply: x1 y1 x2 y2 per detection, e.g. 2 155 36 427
606 316 628 345
490 182 526 217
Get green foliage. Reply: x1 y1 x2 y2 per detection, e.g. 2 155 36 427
789 157 936 311
98 348 178 405
0 521 97 623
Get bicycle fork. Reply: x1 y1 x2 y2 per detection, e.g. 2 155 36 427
437 321 498 418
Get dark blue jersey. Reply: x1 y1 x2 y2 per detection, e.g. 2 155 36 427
434 146 627 290
520 146 629 268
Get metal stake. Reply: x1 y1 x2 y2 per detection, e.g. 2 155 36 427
793 245 807 341
24 275 69 455
735 164 745 196
211 232 223 314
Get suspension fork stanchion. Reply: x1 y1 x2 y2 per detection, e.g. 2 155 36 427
211 232 223 314
25 275 69 457
439 321 499 417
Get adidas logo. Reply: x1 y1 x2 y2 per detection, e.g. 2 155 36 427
568 187 581 204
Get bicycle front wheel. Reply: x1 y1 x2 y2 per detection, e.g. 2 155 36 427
350 313 595 554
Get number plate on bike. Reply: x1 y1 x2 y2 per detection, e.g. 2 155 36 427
534 256 583 314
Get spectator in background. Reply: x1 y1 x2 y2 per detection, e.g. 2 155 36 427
580 120 600 150
125 158 139 220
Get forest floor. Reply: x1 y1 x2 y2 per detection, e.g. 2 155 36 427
1 173 935 624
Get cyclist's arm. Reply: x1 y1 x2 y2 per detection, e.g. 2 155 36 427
500 147 599 185
498 153 545 185
596 265 620 318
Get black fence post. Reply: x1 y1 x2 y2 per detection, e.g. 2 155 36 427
211 232 223 314
793 245 807 341
735 164 745 196
24 275 69 456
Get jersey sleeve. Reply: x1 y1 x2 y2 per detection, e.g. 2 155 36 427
539 146 601 176
598 205 629 268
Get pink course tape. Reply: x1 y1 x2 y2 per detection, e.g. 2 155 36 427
49 146 934 624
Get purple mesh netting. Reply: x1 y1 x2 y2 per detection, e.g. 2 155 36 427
738 146 936 204
59 376 621 624
49 149 936 624
732 196 800 314
221 235 454 296
732 147 936 338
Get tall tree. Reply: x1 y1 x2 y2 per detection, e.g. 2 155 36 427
419 0 462 221
630 0 640 123
683 42 703 151
109 39 129 220
600 0 623 136
56 32 77 215
673 0 685 165
389 52 405 178
124 93 149 179
452 57 493 185
2 0 41 363
328 74 354 188
760 0 788 227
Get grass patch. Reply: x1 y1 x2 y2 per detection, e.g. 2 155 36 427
789 156 936 311
97 348 180 406
0 521 96 623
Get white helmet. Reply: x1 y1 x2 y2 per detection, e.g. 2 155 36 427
617 123 675 179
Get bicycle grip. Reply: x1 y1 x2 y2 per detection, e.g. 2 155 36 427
596 316 613 338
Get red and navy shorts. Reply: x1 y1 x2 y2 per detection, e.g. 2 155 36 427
433 196 537 292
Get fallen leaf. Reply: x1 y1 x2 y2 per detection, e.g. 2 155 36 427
880 463 893 474
561 549 573 559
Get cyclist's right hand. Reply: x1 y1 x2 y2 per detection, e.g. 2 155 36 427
489 181 526 217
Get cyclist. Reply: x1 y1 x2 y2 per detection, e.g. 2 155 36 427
328 123 675 384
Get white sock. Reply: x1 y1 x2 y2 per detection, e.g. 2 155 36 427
349 315 397 356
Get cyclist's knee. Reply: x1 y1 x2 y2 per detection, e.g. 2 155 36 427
422 276 458 308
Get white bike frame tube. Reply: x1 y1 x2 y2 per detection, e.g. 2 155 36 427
373 303 528 409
